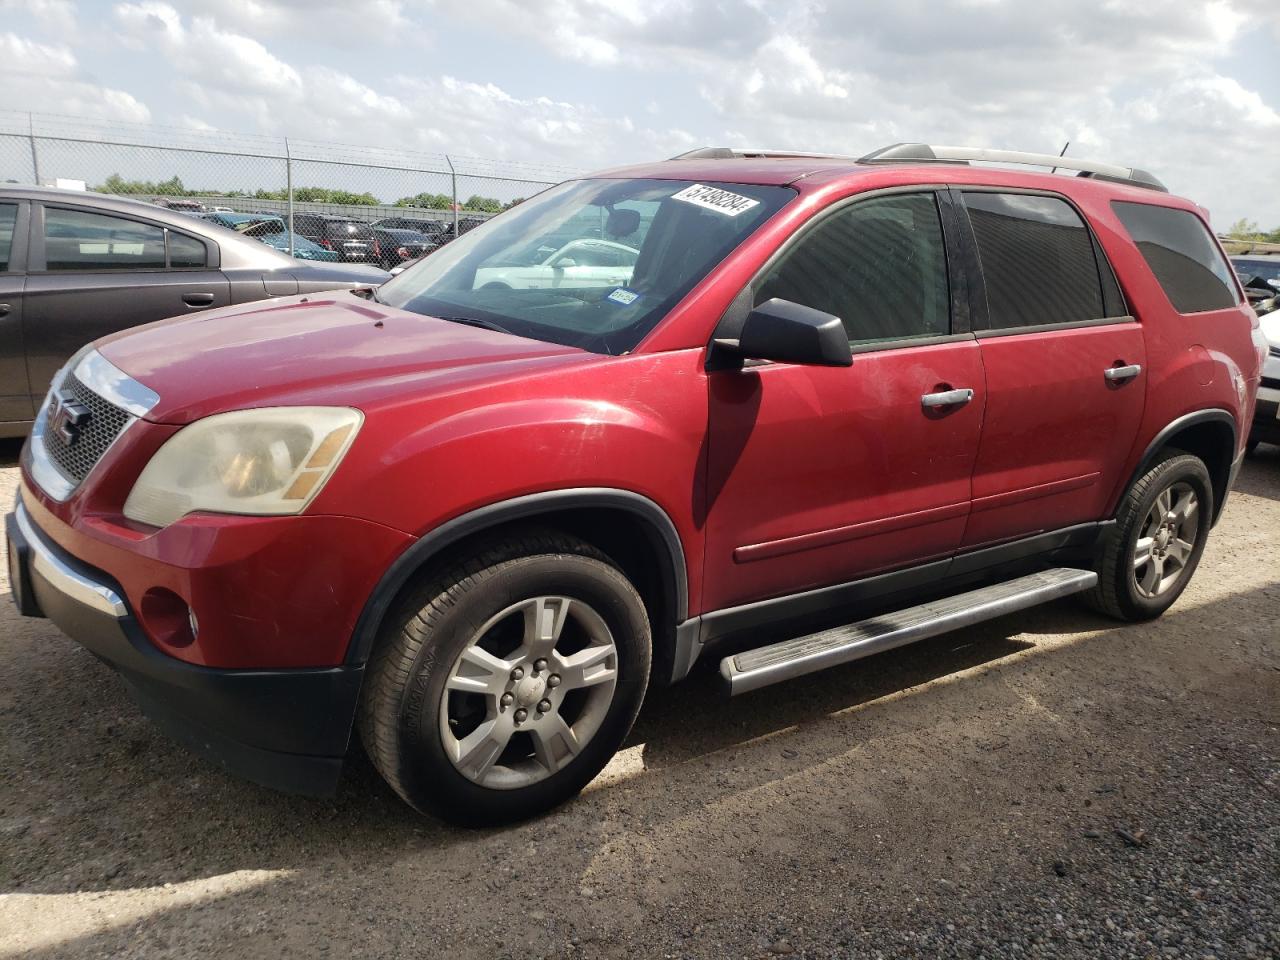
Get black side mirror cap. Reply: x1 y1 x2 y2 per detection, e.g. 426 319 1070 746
718 298 852 368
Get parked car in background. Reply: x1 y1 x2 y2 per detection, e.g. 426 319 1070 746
371 215 449 237
371 226 438 270
0 186 388 436
1232 253 1280 312
153 197 205 214
1232 253 1280 289
291 213 380 264
472 237 638 290
200 212 340 262
1251 307 1280 452
7 145 1262 825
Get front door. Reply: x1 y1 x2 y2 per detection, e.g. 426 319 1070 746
23 202 230 394
955 190 1147 548
702 190 986 613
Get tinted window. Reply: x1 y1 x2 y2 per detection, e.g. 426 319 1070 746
965 193 1105 328
0 203 15 271
168 231 207 268
45 208 166 271
756 192 951 344
1113 202 1238 313
326 221 374 240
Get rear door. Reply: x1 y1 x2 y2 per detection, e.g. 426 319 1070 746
956 189 1146 547
23 202 231 393
703 189 986 612
0 199 32 426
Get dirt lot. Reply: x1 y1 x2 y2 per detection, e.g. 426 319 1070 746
0 439 1276 960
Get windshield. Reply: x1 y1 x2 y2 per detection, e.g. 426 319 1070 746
377 178 794 354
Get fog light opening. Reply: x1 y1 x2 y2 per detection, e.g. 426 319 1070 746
139 588 197 650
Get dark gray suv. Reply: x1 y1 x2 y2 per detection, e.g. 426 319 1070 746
0 187 389 437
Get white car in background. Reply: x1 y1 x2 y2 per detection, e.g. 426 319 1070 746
473 238 639 290
1251 308 1280 453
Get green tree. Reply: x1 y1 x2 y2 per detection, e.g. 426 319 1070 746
394 192 453 210
463 195 502 213
1226 218 1265 241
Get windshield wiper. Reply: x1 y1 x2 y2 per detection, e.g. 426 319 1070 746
436 315 514 335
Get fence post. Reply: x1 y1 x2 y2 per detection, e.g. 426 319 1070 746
28 112 41 186
445 154 459 237
284 137 295 257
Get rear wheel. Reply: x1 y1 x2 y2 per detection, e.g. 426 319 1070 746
1085 452 1213 621
358 532 651 825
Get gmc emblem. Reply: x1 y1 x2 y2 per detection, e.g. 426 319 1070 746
50 390 92 446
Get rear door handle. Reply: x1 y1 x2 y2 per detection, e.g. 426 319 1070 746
182 292 216 307
0 303 10 317
921 387 975 409
1104 363 1142 382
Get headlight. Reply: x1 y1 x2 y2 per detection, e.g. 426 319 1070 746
123 407 363 528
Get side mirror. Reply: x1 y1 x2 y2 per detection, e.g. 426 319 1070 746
721 298 852 367
553 258 577 269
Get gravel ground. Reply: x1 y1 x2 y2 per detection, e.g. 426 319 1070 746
0 439 1276 960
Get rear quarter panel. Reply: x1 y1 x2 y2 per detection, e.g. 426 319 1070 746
1074 191 1257 513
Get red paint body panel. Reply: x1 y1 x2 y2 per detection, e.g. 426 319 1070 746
962 323 1147 547
18 157 1261 677
702 340 985 610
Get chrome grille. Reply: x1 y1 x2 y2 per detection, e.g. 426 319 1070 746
42 372 132 483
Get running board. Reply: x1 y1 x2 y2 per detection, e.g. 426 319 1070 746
719 568 1097 696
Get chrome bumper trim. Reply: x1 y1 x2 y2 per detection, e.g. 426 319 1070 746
13 499 127 619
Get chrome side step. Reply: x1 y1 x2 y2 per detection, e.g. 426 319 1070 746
719 568 1097 696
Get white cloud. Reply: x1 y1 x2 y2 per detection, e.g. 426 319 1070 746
0 31 150 122
0 0 78 33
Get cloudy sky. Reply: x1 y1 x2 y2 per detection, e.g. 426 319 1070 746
1 0 1278 224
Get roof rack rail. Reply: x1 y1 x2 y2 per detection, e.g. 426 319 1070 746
858 143 1167 193
670 147 859 161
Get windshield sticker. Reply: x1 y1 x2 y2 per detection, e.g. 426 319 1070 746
671 184 761 217
607 287 641 306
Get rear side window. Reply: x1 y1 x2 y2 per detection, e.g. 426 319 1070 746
964 193 1106 328
0 203 15 271
756 192 951 345
1113 202 1239 313
44 207 166 271
167 231 207 268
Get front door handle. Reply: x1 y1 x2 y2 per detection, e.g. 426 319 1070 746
182 292 216 307
921 387 975 409
1104 363 1142 382
0 303 10 317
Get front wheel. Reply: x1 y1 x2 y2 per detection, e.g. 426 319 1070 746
358 532 651 825
1085 452 1213 621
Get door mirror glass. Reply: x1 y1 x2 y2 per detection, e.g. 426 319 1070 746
735 298 853 367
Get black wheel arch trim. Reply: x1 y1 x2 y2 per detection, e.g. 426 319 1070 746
345 488 689 666
1125 408 1237 524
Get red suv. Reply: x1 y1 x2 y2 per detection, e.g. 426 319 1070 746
6 144 1266 824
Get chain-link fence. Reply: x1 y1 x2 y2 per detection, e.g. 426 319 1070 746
0 109 582 257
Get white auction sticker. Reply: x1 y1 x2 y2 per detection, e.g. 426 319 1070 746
670 183 761 217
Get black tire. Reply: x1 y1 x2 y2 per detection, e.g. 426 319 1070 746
358 531 651 826
1244 439 1260 458
1084 451 1213 622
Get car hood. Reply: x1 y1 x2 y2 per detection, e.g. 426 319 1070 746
96 292 591 424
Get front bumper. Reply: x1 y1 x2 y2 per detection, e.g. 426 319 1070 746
7 500 362 796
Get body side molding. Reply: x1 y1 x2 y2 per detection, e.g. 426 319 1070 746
345 487 689 666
